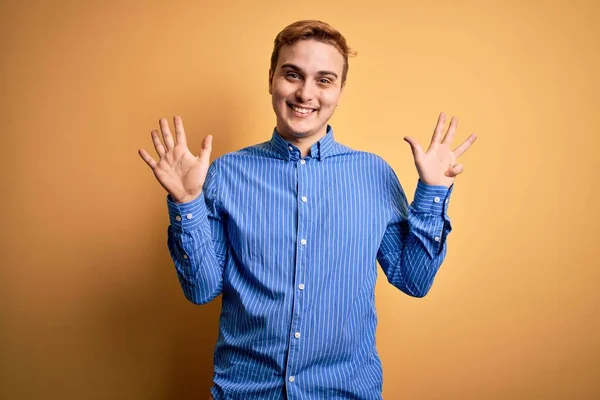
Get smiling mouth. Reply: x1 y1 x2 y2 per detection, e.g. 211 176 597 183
288 103 317 115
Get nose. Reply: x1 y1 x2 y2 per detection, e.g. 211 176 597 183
295 80 316 103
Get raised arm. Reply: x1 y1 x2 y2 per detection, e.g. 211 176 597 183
377 112 477 297
139 116 226 304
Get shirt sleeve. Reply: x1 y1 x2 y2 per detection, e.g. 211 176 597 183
166 160 227 305
376 167 454 297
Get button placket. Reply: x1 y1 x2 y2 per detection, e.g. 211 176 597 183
285 153 309 389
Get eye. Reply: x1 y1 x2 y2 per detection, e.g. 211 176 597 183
286 72 301 80
319 78 332 84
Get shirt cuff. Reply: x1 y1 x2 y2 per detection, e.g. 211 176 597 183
166 193 207 231
411 179 454 215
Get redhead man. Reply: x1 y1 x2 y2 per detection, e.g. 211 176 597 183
139 20 476 400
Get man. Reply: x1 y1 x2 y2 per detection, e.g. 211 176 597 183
138 20 476 400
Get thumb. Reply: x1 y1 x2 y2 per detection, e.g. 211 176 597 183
403 136 422 159
198 135 213 164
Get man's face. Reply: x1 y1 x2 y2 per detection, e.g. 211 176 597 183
269 39 345 141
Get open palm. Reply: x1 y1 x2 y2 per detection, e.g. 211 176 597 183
404 112 477 188
138 116 212 203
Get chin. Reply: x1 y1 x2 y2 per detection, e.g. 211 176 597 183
278 120 313 138
287 120 326 137
288 129 313 138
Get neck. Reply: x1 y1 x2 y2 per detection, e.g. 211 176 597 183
278 127 328 158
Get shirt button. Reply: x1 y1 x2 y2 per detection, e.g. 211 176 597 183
186 213 193 219
434 236 440 242
288 145 293 151
183 254 188 259
175 215 182 221
300 159 306 164
434 197 441 203
294 332 301 339
300 239 307 245
288 376 295 383
298 283 305 290
301 196 307 202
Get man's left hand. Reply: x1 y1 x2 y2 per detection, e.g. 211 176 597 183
403 112 477 188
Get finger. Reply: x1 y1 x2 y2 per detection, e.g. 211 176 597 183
159 118 175 150
173 115 187 147
403 136 423 159
430 112 446 146
453 133 477 157
444 164 464 177
151 129 166 157
441 116 458 145
198 135 213 165
138 148 157 169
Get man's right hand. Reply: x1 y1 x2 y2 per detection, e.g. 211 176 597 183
138 116 212 204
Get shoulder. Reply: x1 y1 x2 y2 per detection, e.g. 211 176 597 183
331 142 393 172
210 141 274 166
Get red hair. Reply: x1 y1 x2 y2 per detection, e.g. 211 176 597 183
270 20 357 85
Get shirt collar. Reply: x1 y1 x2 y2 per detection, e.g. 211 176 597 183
269 125 339 161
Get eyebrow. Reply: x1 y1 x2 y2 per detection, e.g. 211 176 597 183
280 63 338 79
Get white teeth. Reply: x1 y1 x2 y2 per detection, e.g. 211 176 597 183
291 105 314 114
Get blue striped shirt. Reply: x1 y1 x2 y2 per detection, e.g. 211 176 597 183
166 126 453 399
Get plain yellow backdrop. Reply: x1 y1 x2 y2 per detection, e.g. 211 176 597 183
1 0 598 399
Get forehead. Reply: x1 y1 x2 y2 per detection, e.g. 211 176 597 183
276 39 344 75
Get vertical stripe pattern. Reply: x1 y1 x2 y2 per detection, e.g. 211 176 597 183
166 126 454 399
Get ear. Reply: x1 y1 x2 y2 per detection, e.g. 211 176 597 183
268 68 273 95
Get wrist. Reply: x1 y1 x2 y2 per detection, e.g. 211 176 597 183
173 192 201 204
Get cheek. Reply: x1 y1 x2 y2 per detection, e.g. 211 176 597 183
272 80 294 99
274 92 292 109
321 91 341 107
271 90 285 107
272 91 290 116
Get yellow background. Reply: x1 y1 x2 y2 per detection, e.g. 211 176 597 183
1 0 598 399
